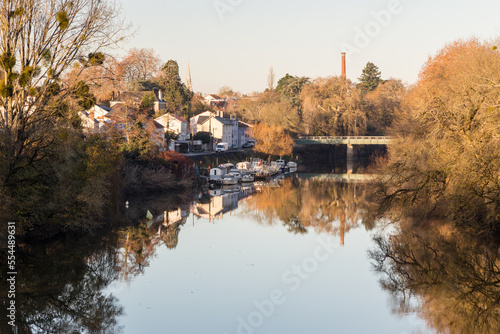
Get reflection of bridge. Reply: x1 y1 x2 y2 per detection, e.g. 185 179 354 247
299 173 376 183
295 136 391 145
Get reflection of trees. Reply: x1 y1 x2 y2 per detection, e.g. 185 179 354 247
116 216 187 281
243 177 371 237
0 191 194 333
0 237 124 334
117 225 159 282
370 222 500 333
115 192 194 281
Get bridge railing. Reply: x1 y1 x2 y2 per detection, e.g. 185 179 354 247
297 135 392 140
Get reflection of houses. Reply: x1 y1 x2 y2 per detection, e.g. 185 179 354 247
191 185 255 221
151 208 189 249
192 192 239 222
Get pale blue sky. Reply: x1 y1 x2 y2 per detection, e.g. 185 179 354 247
118 0 500 94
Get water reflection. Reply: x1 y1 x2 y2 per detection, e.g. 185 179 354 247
243 176 373 241
12 174 495 333
0 235 124 333
370 220 500 333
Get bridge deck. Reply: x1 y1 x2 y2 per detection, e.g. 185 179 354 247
295 136 391 145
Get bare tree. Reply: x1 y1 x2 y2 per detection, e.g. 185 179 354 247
117 48 162 86
0 0 129 186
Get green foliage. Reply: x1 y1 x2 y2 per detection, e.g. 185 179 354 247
18 66 34 87
119 120 152 158
57 11 69 30
139 92 156 116
0 52 16 70
156 60 191 114
88 52 105 66
0 81 14 98
73 81 96 109
165 130 179 141
193 131 211 144
358 62 383 92
275 74 309 109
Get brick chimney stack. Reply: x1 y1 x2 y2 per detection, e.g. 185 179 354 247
341 52 346 79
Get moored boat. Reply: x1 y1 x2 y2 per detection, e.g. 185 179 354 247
222 174 238 185
241 174 255 182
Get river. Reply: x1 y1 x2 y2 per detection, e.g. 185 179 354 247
4 173 499 333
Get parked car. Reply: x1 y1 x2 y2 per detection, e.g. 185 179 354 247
242 141 255 148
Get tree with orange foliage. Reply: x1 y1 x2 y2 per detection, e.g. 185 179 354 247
300 76 366 136
379 38 500 236
364 79 406 135
251 123 294 157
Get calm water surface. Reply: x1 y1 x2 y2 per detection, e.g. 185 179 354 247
9 174 499 333
106 175 431 334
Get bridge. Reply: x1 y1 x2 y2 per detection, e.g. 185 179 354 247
295 136 391 145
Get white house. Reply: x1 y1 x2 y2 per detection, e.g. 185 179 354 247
204 94 226 110
78 104 111 132
190 111 212 136
191 111 248 148
155 113 189 141
198 115 236 146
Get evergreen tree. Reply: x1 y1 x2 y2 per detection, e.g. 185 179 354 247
156 60 192 115
275 74 309 109
358 62 383 92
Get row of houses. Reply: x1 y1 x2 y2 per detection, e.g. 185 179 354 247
79 91 253 152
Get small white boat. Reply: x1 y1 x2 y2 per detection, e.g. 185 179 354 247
287 161 297 168
222 175 238 185
241 174 255 182
228 169 242 181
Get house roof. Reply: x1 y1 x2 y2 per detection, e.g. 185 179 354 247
104 104 138 121
95 104 111 112
168 114 187 122
197 115 209 125
153 120 164 129
155 113 187 125
238 121 253 128
214 116 235 125
78 111 100 124
205 94 223 100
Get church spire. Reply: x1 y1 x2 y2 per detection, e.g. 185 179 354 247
186 63 193 92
